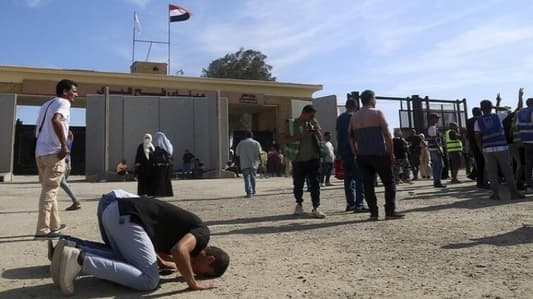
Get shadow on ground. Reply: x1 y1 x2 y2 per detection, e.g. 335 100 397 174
0 234 38 244
403 195 531 214
205 214 298 226
442 225 533 249
0 269 182 298
2 265 50 279
0 210 37 215
212 218 370 236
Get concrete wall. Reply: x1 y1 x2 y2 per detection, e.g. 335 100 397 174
0 94 17 181
85 95 105 179
219 96 229 167
313 95 338 147
86 94 219 179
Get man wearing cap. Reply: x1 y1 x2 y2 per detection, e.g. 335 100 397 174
284 105 326 218
427 113 446 188
475 100 525 200
445 122 463 184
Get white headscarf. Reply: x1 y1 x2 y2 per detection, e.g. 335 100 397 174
143 133 155 159
153 131 173 156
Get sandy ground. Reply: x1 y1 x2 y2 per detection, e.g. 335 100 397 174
1 174 533 299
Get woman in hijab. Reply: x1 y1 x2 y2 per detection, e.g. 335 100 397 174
152 131 174 197
135 133 155 195
419 133 432 179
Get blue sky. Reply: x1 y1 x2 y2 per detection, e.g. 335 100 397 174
3 0 533 129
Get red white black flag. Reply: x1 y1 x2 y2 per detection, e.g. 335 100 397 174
169 4 191 22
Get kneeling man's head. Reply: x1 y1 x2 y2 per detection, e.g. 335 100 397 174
191 246 230 278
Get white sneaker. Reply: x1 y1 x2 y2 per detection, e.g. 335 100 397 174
51 239 76 286
312 208 326 219
58 246 82 296
293 204 304 215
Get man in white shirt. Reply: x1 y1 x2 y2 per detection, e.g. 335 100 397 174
34 79 78 239
320 132 335 186
236 131 262 198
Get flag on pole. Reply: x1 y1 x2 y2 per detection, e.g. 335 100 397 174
169 4 191 22
134 11 141 33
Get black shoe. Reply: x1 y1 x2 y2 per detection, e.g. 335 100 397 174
353 206 370 213
51 224 67 233
434 184 447 188
477 184 490 189
345 205 356 212
385 213 405 220
369 215 379 221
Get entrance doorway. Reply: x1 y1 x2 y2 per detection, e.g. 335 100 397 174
228 104 278 151
13 122 86 175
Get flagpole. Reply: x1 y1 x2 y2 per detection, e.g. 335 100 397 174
167 11 171 75
132 11 136 66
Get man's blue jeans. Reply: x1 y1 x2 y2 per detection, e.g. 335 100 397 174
342 154 364 208
241 168 256 195
430 151 443 185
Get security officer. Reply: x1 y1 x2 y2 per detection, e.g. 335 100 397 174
445 122 463 183
474 100 525 200
517 97 533 193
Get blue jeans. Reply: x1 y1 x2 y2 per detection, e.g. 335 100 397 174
320 162 333 184
342 154 364 208
59 166 78 204
430 151 443 185
97 192 118 246
83 201 159 291
61 235 116 260
182 162 192 173
241 168 256 195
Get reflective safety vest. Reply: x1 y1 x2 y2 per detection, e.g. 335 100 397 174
477 114 507 149
445 129 463 152
517 107 533 143
427 126 442 151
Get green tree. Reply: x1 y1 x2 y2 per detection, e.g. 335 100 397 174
202 48 276 81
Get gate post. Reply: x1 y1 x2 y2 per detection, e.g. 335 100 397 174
0 94 16 182
411 94 424 133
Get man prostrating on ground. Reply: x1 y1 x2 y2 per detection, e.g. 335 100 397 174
50 190 229 295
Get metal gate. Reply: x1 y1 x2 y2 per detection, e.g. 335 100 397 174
346 91 468 133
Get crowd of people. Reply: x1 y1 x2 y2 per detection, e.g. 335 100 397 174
400 89 533 200
32 79 533 296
